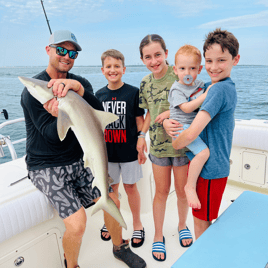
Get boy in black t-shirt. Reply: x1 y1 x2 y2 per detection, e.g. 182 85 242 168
95 49 146 248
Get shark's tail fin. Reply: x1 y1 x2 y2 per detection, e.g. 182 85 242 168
91 196 127 230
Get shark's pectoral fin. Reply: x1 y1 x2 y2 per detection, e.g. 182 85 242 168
93 110 119 132
57 109 72 141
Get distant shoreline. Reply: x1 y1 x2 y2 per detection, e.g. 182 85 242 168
1 65 268 68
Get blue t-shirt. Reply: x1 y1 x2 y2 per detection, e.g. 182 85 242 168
187 77 237 179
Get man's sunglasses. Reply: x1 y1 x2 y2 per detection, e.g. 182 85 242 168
49 45 78 59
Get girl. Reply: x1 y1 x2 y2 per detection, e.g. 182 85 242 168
137 34 193 262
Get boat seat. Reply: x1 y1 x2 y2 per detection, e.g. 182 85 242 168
232 119 268 151
0 190 54 243
172 191 268 268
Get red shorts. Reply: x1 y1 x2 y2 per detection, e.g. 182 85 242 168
192 175 228 222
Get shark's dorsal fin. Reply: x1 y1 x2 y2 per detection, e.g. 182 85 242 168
93 110 119 132
57 109 73 141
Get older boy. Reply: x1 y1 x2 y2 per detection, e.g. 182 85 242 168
164 28 240 239
95 49 146 248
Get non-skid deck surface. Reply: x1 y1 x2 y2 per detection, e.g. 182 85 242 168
172 191 268 268
79 193 195 268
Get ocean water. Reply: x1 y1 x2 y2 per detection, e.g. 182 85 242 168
0 65 267 164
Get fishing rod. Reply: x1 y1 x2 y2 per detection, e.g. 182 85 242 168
40 0 52 34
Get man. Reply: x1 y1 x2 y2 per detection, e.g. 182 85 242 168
21 30 146 268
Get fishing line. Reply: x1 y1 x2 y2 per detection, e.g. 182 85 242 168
40 0 52 34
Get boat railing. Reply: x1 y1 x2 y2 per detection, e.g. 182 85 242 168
0 118 26 160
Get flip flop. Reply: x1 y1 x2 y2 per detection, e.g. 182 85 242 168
131 228 145 248
152 236 166 262
178 226 193 247
100 224 111 241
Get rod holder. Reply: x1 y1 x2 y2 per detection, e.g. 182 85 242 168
1 109 8 120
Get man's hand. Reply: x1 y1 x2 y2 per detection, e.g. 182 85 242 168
43 98 59 117
47 79 84 98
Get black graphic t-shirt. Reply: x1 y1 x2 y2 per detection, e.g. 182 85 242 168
21 70 102 171
95 83 144 162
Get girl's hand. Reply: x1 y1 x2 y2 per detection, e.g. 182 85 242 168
137 137 147 165
163 119 183 138
155 110 170 124
47 79 84 98
138 151 147 165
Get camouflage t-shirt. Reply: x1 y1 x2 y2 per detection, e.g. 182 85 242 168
139 66 188 158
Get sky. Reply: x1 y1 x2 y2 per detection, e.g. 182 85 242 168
0 0 267 66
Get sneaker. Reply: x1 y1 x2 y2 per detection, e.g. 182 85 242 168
113 240 147 268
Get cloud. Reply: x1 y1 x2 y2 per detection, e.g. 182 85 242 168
0 1 40 23
258 0 268 7
0 0 111 24
0 0 221 26
147 0 217 17
198 10 268 29
165 0 216 17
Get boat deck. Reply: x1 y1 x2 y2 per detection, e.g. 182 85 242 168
1 118 268 267
1 160 268 267
78 182 247 268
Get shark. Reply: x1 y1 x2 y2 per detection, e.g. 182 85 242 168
18 76 127 229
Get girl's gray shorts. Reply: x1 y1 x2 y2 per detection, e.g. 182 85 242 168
108 160 143 185
28 159 102 219
148 153 189 167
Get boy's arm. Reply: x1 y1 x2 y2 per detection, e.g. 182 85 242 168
136 115 145 132
136 115 146 164
179 91 208 114
179 85 213 114
173 110 211 150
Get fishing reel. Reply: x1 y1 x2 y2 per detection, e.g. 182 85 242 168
0 109 9 157
1 109 8 120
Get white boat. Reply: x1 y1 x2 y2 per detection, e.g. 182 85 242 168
0 117 268 268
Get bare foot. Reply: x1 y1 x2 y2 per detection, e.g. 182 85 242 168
184 184 201 209
153 251 165 261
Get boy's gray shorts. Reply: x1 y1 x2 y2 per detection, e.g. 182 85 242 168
108 160 143 185
149 153 189 167
28 159 102 219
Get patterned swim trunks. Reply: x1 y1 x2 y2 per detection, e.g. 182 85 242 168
28 159 101 219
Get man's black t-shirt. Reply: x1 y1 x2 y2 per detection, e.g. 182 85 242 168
21 70 103 170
